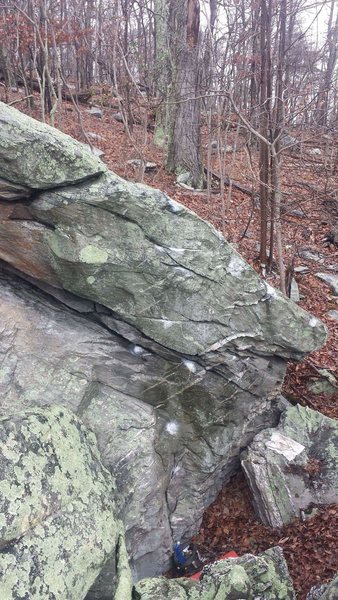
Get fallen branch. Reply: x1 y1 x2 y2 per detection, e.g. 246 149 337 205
8 95 33 106
203 166 257 198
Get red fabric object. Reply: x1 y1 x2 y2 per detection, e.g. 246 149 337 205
189 551 238 581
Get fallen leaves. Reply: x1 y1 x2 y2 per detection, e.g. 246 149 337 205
193 472 338 600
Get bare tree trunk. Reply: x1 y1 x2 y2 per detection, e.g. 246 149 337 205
258 0 270 274
153 0 169 147
166 0 203 188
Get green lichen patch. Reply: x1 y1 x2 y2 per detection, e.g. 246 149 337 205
134 547 295 600
0 405 118 600
79 245 109 264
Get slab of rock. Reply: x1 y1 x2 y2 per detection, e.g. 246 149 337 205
0 405 118 600
0 271 284 587
0 271 171 587
241 405 338 527
299 249 325 263
0 168 326 360
113 111 124 122
306 584 329 600
318 573 338 600
290 277 300 302
327 310 338 322
0 105 328 584
280 133 300 152
315 273 338 295
0 101 106 189
127 159 157 171
135 547 295 599
294 265 310 274
86 131 105 141
84 143 105 158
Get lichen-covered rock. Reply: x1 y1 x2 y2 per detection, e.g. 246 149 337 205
0 271 284 590
0 101 106 190
0 107 326 359
0 405 117 600
241 405 338 527
0 105 328 585
134 547 296 599
16 170 326 360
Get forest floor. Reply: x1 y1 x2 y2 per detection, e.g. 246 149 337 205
5 91 337 599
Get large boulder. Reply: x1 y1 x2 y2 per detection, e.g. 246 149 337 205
241 405 338 527
0 104 327 585
134 547 296 599
0 271 172 588
0 405 118 600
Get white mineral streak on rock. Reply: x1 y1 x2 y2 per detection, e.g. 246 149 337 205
130 345 144 356
264 283 278 299
154 245 166 254
309 317 319 328
204 332 256 353
165 198 182 213
182 359 197 373
174 266 189 275
168 247 186 255
161 319 174 329
227 254 248 277
166 421 179 435
266 432 305 461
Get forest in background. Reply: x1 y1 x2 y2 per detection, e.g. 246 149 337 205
0 0 337 293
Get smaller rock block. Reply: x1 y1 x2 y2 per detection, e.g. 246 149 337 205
0 405 117 600
134 547 295 600
241 405 338 527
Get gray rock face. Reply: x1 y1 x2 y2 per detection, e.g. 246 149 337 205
241 405 338 527
0 271 283 588
317 573 338 600
0 405 118 600
0 105 328 588
0 177 31 200
306 584 329 600
134 547 296 599
0 169 326 360
0 101 106 190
